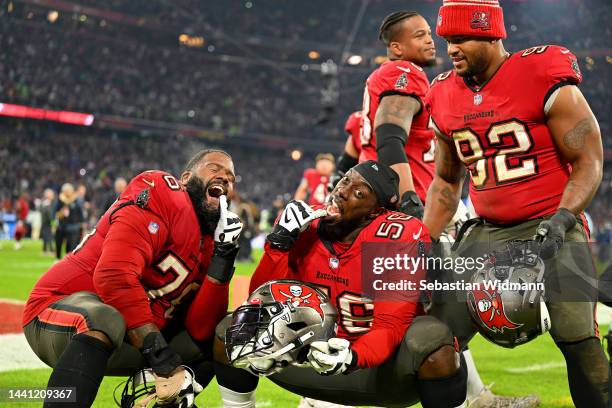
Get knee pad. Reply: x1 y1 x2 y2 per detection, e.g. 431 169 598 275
404 316 454 372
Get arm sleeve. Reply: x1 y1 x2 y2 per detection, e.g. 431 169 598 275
249 242 291 293
185 278 230 341
543 46 583 109
92 205 168 330
351 300 419 368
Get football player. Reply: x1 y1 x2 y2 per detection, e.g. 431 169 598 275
358 11 437 219
23 149 243 407
215 161 468 408
295 153 335 206
328 111 363 190
424 1 609 407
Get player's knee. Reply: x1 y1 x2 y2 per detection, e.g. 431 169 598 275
404 316 454 371
418 345 458 378
87 303 126 349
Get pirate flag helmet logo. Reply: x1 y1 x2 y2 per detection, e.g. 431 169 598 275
225 280 337 373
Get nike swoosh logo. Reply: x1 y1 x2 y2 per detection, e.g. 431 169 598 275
396 66 411 73
413 226 423 240
560 49 570 54
142 179 155 188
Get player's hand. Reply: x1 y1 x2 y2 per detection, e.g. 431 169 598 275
267 200 327 251
307 338 355 376
214 195 243 246
153 366 203 407
140 332 182 377
398 191 424 219
535 208 576 259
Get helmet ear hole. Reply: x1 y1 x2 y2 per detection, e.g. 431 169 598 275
286 322 308 331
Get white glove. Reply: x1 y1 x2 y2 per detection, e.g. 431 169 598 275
151 366 203 407
231 348 284 377
307 338 354 376
267 200 327 251
214 195 243 245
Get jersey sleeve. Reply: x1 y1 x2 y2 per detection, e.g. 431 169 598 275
185 278 230 341
249 242 291 293
345 112 362 152
377 61 430 112
351 300 418 368
92 205 169 330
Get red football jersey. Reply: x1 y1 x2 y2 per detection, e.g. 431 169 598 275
250 211 428 368
427 45 582 224
359 59 436 202
302 168 329 206
344 111 362 154
23 171 228 340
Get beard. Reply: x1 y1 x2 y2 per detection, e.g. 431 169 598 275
421 56 438 67
185 176 221 235
457 49 489 78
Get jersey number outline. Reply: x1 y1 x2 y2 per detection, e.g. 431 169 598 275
360 84 373 146
452 119 537 188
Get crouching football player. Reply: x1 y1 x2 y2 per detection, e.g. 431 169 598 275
23 150 243 407
214 161 468 408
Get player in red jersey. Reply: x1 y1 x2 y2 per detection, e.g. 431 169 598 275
214 161 468 408
23 150 244 407
358 11 437 219
424 1 608 407
328 111 363 189
295 153 335 206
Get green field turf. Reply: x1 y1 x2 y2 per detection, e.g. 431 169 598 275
0 240 606 407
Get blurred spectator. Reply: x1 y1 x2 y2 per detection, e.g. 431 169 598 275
40 188 55 255
54 183 83 259
101 177 127 213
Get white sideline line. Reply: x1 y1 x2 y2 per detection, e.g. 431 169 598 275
504 361 565 373
0 298 26 305
0 333 47 372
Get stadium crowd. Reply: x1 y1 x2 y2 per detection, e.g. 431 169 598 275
1 0 610 251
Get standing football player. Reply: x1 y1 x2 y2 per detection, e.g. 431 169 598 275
215 161 468 408
23 149 243 407
295 153 335 206
359 11 437 219
424 1 609 407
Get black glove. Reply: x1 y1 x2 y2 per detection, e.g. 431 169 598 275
267 200 326 251
535 208 576 260
140 332 182 377
398 191 424 219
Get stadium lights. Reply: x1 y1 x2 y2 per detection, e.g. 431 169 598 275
79 15 87 22
291 150 302 161
347 55 363 65
179 34 205 48
374 56 388 65
308 51 320 60
47 11 59 23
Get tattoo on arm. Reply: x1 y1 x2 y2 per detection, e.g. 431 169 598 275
562 118 592 151
436 138 465 184
375 95 420 130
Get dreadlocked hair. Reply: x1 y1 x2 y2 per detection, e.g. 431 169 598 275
379 11 419 45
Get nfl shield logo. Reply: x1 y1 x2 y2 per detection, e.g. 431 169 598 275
148 221 160 234
474 94 483 106
329 257 339 269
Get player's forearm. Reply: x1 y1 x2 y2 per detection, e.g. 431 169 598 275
390 162 416 196
127 323 160 348
558 156 602 214
294 188 307 201
423 175 462 239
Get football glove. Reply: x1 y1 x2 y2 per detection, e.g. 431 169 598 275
152 366 203 407
267 200 327 251
214 195 243 245
307 338 356 376
230 349 285 377
535 208 576 259
398 191 424 219
140 332 182 378
208 195 242 283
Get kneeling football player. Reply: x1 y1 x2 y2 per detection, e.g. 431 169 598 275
23 150 243 407
214 161 467 408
